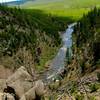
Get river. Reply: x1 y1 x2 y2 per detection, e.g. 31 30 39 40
45 23 76 81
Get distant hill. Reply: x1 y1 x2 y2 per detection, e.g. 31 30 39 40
5 0 100 19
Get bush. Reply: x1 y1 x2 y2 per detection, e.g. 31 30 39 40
89 84 98 93
70 81 77 94
75 94 84 100
89 96 96 100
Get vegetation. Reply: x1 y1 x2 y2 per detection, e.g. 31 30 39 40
62 7 100 99
70 81 77 94
75 94 84 100
0 1 100 100
16 0 100 20
73 7 100 73
89 83 99 93
0 5 73 71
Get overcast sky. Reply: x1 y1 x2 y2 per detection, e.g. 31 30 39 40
0 0 20 3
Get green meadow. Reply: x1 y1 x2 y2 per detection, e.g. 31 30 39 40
19 0 100 20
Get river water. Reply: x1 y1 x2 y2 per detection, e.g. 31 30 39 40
46 23 76 80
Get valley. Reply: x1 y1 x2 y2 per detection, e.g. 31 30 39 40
0 0 100 100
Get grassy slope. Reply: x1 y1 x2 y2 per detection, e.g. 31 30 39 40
19 0 100 19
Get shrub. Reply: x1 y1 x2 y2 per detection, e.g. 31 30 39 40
75 94 84 100
89 84 98 93
70 81 77 94
89 96 96 100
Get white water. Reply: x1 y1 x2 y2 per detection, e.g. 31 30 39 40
47 23 76 80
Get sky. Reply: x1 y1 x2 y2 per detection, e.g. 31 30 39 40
0 0 20 3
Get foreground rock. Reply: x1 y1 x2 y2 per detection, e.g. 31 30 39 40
0 79 6 92
0 66 45 100
0 65 13 79
20 80 45 100
20 87 36 100
0 92 15 100
35 80 45 96
7 66 33 84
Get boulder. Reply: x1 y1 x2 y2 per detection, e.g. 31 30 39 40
20 80 45 100
6 66 34 98
8 79 34 99
20 87 36 100
35 80 45 96
7 66 32 84
20 80 34 93
20 95 26 100
3 93 15 100
0 79 6 92
8 80 24 98
0 65 13 79
0 66 45 100
0 92 3 100
0 92 15 100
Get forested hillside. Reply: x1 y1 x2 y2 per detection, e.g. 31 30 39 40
47 8 100 100
73 7 100 74
0 5 72 71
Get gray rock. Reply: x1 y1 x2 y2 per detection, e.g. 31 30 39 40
0 92 15 100
7 66 32 84
20 87 36 100
35 80 45 96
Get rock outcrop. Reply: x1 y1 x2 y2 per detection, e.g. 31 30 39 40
20 87 36 100
0 92 15 100
0 66 45 100
35 80 45 96
7 66 33 84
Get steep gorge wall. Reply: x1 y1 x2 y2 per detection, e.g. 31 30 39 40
0 5 72 71
69 8 100 77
